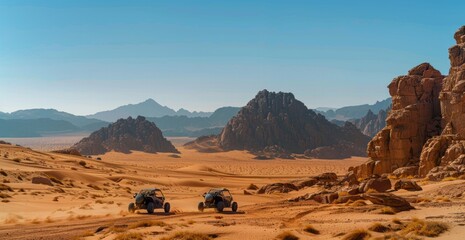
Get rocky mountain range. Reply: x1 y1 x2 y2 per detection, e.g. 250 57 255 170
72 116 178 155
316 98 391 121
86 98 212 122
353 26 465 180
350 109 388 137
187 90 370 159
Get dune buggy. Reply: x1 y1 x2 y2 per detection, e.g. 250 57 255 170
198 188 238 212
128 188 170 214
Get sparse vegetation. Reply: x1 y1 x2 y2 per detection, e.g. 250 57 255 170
0 170 7 176
276 231 299 240
379 207 396 215
342 229 371 240
0 193 11 199
161 231 213 240
368 223 391 233
392 218 402 224
435 196 451 202
0 183 13 192
114 232 144 240
129 220 166 229
441 176 458 181
13 158 21 163
303 224 320 234
401 218 448 237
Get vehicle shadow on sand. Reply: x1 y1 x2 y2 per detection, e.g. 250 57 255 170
135 212 176 216
217 210 245 215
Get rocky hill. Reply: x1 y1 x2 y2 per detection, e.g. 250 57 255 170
350 109 388 137
316 98 391 121
72 116 178 155
353 26 465 180
189 90 370 159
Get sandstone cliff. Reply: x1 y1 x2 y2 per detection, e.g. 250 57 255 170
73 116 178 155
354 26 465 179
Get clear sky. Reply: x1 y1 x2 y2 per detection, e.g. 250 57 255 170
0 0 463 115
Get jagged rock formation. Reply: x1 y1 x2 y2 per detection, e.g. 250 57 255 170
73 116 178 155
353 63 444 178
215 90 370 158
351 109 388 137
354 26 465 179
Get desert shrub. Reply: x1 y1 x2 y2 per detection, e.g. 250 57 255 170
368 223 391 233
401 218 448 237
379 207 396 215
392 218 402 224
78 161 87 167
276 231 299 240
0 170 7 176
12 158 21 163
161 231 213 240
441 177 457 182
0 193 11 198
129 220 166 229
342 229 371 240
1 199 10 203
0 183 13 192
114 232 144 240
303 224 320 234
96 157 102 160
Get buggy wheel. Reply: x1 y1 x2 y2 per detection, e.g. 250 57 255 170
215 201 224 212
147 202 154 214
128 202 135 213
231 202 238 212
164 202 171 213
198 202 205 212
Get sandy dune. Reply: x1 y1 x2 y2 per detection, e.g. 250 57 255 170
1 143 464 239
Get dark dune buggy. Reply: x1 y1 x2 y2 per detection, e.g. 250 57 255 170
198 188 238 212
128 188 170 214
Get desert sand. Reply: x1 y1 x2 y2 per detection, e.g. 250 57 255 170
1 142 464 240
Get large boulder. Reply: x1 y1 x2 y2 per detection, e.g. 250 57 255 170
257 183 299 194
394 180 422 191
32 177 53 186
361 192 414 211
358 175 392 193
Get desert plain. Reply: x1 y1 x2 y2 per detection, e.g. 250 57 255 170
1 139 465 240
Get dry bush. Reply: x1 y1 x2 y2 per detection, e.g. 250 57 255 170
435 196 451 202
0 170 7 176
129 220 166 229
379 207 396 215
276 231 299 240
368 223 391 233
392 218 402 224
350 200 367 207
441 177 458 182
303 224 320 234
114 232 144 240
78 160 87 167
401 218 448 237
342 229 371 240
0 183 13 192
161 231 213 240
1 199 10 203
0 193 11 199
12 158 21 163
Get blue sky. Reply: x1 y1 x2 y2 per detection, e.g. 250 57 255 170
0 1 463 115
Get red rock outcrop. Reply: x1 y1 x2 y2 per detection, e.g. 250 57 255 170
353 63 444 178
351 109 388 137
73 116 178 155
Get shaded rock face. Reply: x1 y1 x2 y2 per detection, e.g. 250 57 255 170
73 116 178 155
351 109 388 137
218 90 370 158
353 63 444 178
